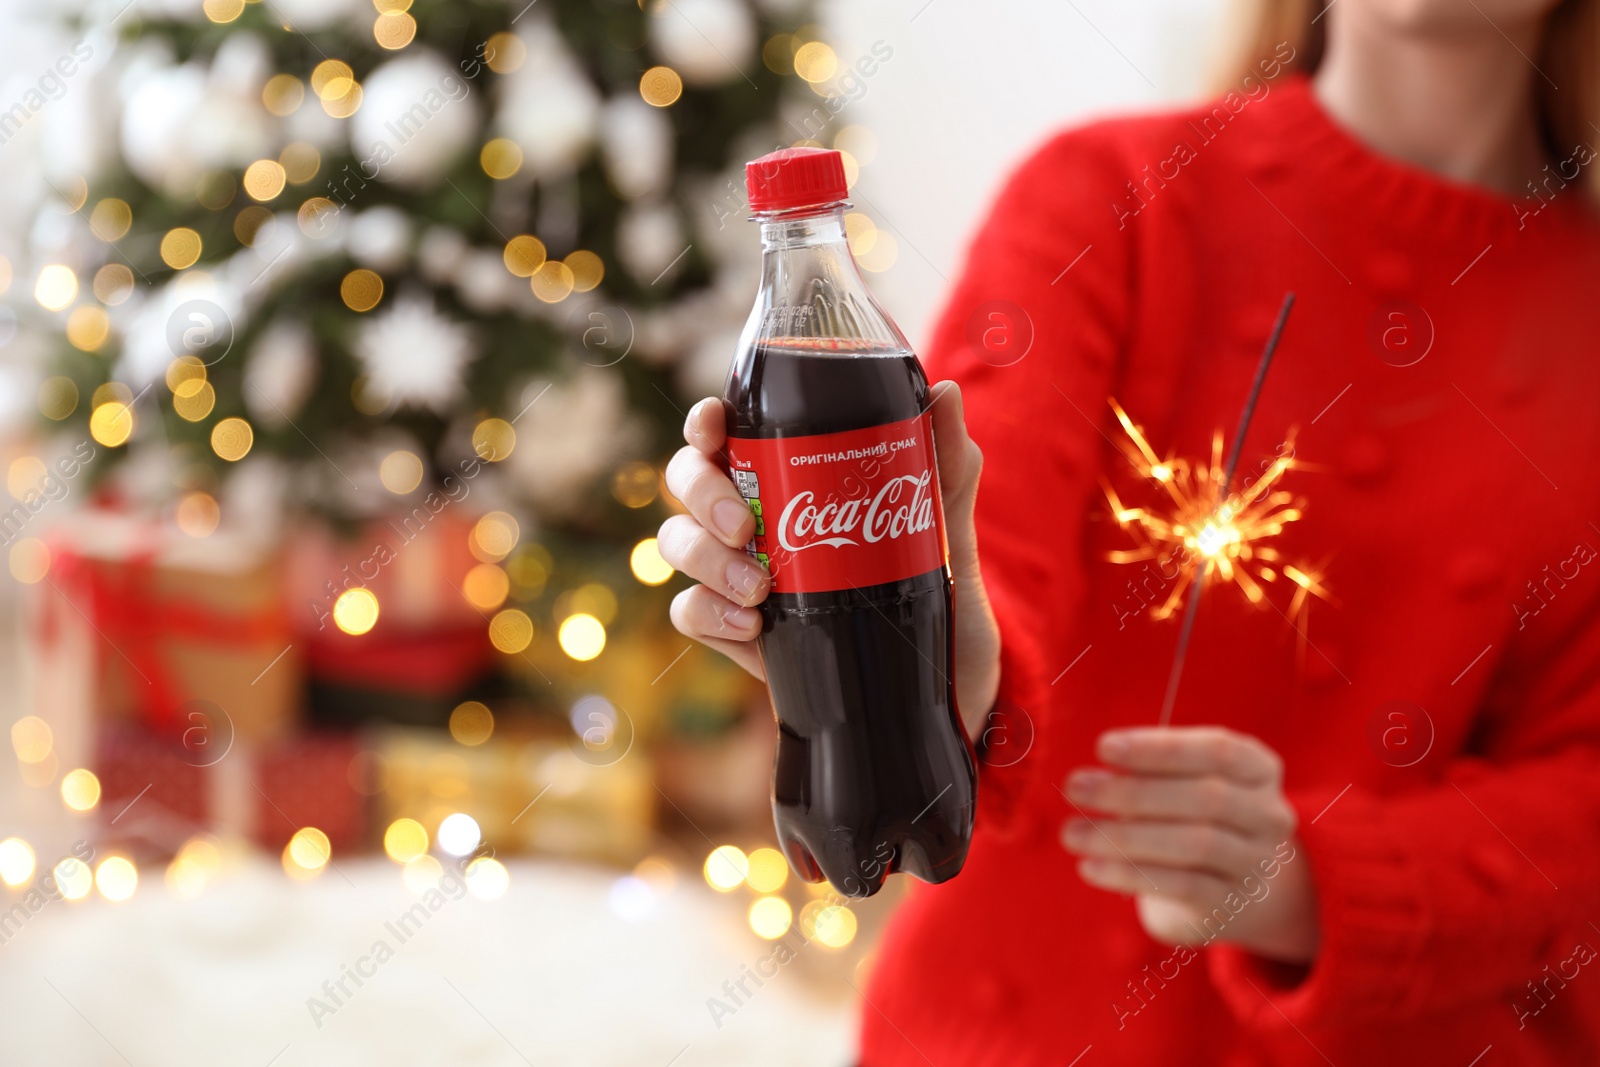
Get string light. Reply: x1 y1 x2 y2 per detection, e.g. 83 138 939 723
703 845 747 891
630 538 674 585
383 818 429 863
34 265 77 310
0 838 36 886
465 856 509 900
89 198 132 241
639 66 683 107
211 417 254 462
749 896 793 939
488 608 534 654
54 857 92 900
558 613 606 661
60 768 101 811
11 716 53 763
745 847 788 892
333 588 380 635
37 377 77 420
461 564 510 611
94 856 138 902
448 701 494 746
437 813 481 857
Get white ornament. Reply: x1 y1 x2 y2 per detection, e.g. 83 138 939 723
346 207 411 271
455 250 520 314
261 0 366 32
509 367 643 517
599 96 673 200
352 293 476 413
349 51 479 188
418 225 469 283
244 320 317 426
618 202 687 284
648 0 756 86
119 64 208 196
116 275 246 392
498 21 600 177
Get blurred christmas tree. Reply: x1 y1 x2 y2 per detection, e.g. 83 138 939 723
26 0 846 719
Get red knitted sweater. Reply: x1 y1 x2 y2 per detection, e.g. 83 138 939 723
859 75 1600 1066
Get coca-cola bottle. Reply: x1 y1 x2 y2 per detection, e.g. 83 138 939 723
723 147 976 898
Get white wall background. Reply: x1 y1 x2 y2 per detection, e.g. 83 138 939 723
823 0 1231 347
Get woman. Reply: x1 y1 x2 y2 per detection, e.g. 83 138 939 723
660 0 1600 1062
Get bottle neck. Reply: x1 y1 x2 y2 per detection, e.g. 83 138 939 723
756 204 849 252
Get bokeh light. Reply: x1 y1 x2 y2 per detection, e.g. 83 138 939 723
160 227 203 269
448 700 494 746
0 838 36 887
244 159 288 202
502 235 546 277
66 306 110 351
34 265 77 310
437 813 481 857
373 10 417 49
485 32 526 73
93 264 134 305
89 198 132 241
11 716 53 763
341 268 383 312
379 450 424 494
472 418 515 461
640 65 683 107
210 417 253 461
284 827 331 879
9 539 50 584
60 768 101 811
471 513 519 561
703 845 747 891
749 896 793 939
461 563 510 611
558 613 606 661
90 401 134 447
383 818 429 863
333 588 380 635
629 538 673 585
745 847 788 893
480 138 523 180
55 857 92 900
465 856 509 900
488 608 534 654
94 856 138 902
262 74 305 116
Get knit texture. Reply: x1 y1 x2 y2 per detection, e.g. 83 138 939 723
860 75 1600 1066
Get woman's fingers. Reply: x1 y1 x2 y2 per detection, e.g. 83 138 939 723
1061 817 1263 879
1064 770 1296 840
656 514 770 607
1095 726 1284 787
1074 857 1235 909
928 380 982 503
664 443 755 551
683 397 728 457
669 586 766 680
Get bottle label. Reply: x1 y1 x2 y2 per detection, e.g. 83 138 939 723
726 413 948 595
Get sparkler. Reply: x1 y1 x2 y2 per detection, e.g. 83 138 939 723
1100 293 1329 725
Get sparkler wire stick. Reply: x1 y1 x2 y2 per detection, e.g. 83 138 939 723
1156 291 1296 727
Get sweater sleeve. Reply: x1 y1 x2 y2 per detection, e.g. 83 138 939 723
917 126 1134 835
1207 577 1600 1027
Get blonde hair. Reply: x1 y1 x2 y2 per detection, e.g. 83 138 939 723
1215 0 1597 180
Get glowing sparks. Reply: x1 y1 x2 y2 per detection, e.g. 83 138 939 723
1102 398 1326 623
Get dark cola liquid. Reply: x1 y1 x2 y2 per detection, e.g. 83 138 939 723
725 341 976 898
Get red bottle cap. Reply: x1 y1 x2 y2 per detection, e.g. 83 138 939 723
745 147 847 214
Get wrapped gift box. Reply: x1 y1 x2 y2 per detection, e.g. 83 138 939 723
374 726 653 865
26 509 301 771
